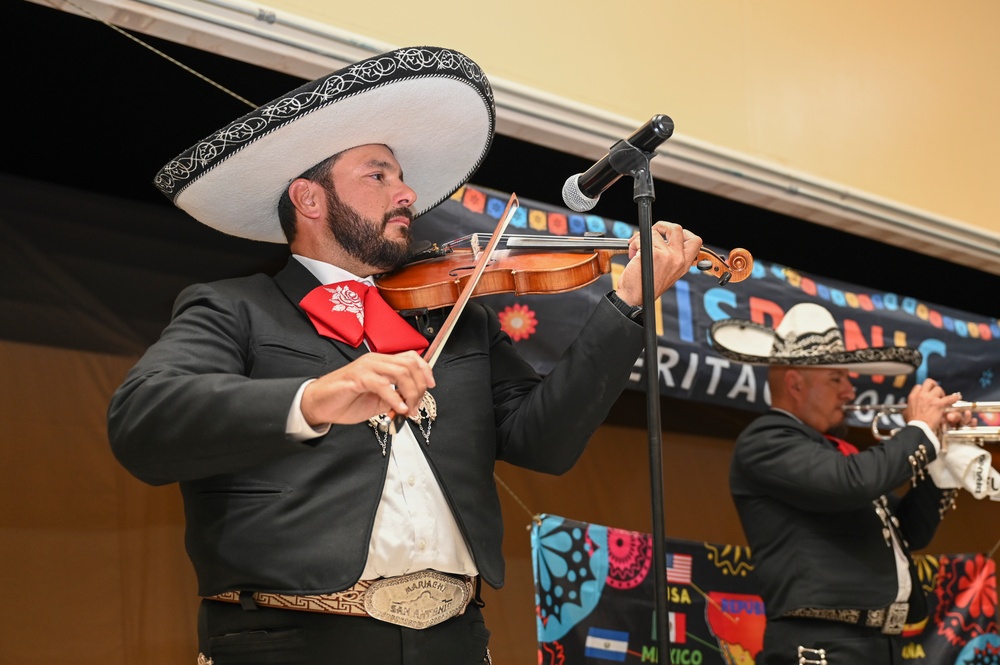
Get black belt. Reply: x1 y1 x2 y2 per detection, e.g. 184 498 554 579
784 602 909 635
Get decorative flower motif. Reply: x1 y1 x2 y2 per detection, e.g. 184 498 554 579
498 303 538 341
326 285 365 324
934 554 1000 646
955 554 997 620
606 527 652 590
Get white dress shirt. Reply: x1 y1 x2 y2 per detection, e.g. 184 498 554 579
284 255 478 580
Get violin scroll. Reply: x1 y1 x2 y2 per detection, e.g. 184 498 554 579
695 247 753 285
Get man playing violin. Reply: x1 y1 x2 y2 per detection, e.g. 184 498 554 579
107 46 701 665
710 303 971 665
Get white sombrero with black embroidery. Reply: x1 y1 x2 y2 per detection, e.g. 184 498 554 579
709 302 921 375
154 46 495 243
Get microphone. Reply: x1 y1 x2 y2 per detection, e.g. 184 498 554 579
562 114 674 212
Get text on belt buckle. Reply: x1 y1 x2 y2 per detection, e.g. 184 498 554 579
881 602 908 635
363 571 470 630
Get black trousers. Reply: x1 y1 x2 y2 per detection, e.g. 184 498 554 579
198 598 491 665
760 617 902 665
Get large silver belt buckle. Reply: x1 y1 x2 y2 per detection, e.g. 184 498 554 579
363 571 470 630
881 602 908 635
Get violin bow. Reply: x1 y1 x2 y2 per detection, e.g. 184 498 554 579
382 192 520 434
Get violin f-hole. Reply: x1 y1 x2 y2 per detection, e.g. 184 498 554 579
448 258 498 278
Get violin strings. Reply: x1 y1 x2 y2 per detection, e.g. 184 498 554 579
439 233 625 250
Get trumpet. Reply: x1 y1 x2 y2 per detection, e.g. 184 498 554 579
843 401 1000 444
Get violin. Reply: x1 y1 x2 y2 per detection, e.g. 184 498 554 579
375 234 753 312
376 193 751 434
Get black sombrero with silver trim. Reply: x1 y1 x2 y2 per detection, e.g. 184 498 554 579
154 46 495 243
709 302 921 375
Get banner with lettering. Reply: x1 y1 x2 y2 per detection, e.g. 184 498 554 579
419 185 1000 426
531 514 999 664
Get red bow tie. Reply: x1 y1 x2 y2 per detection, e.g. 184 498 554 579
824 434 860 456
299 281 429 354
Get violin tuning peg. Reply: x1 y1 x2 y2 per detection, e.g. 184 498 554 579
696 259 713 271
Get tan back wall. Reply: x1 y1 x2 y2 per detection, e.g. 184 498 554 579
268 0 1000 231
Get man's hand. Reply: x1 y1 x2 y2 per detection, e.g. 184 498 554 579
614 221 703 307
300 351 435 427
904 378 962 434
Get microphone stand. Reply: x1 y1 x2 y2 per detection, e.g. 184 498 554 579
605 136 672 661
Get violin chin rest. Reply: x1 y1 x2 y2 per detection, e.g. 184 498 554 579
404 240 444 264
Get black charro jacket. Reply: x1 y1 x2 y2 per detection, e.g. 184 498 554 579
108 257 644 596
730 410 949 621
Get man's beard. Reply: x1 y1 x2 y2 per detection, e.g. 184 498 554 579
323 185 414 273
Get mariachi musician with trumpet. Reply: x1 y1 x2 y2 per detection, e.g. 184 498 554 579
710 302 974 665
107 46 721 665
